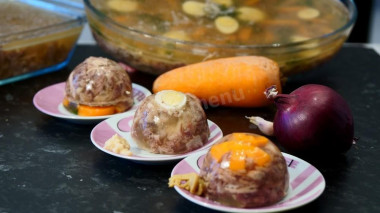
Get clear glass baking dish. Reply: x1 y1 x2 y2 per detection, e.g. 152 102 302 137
0 0 86 85
84 0 356 76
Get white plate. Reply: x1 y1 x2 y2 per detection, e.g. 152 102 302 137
90 111 223 164
171 150 326 212
33 82 151 124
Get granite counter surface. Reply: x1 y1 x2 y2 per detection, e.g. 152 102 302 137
0 45 379 213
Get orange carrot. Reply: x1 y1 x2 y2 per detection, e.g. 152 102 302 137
238 27 253 42
245 0 261 6
152 56 281 107
78 105 116 116
62 97 70 108
63 97 119 116
262 19 300 27
192 27 207 40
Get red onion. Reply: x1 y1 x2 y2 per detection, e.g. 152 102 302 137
247 84 355 155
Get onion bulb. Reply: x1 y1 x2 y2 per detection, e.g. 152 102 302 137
247 84 355 155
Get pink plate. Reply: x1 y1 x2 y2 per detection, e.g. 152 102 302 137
171 150 325 212
90 111 223 164
33 82 151 124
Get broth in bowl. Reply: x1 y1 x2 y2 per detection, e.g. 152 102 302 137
85 0 355 75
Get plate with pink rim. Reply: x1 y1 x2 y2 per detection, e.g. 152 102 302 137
171 150 326 212
90 110 223 164
33 82 151 124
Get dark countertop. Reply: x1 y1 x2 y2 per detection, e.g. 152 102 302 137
0 45 379 213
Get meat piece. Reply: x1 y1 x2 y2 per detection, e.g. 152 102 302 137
131 90 210 154
199 133 289 208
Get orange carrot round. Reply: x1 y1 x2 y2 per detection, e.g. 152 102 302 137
62 97 70 108
152 56 282 107
77 105 116 116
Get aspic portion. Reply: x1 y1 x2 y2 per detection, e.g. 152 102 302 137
131 90 210 155
170 133 289 208
63 57 134 116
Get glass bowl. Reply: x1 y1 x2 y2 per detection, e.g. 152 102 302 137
0 0 85 85
84 0 357 76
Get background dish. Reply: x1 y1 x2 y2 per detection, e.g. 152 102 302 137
0 0 85 85
171 150 325 213
33 82 151 124
90 111 223 164
84 0 356 76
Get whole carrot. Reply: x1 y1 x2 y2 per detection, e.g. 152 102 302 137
152 56 281 107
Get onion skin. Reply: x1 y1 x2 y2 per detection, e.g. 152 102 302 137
269 84 354 155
